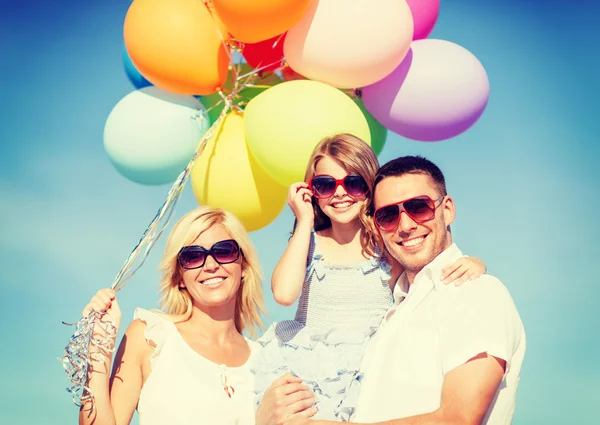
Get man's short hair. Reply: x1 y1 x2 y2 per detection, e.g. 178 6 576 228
373 155 447 197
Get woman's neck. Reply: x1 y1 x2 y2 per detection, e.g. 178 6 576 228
185 302 241 345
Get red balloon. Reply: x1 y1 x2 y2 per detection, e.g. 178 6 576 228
242 33 286 72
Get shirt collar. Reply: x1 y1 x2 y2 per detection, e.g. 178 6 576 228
416 243 463 290
392 273 410 303
393 243 464 299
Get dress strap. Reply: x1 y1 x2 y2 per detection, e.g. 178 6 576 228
133 308 172 367
358 244 392 284
305 231 326 281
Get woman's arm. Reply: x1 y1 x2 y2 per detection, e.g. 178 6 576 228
271 183 315 306
79 291 150 425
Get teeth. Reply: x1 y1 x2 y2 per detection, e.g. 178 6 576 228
402 236 425 247
202 277 225 286
332 201 352 209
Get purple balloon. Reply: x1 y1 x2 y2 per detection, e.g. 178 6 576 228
362 39 490 142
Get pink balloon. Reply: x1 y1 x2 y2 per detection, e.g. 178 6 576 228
284 0 414 88
362 39 489 142
406 0 440 40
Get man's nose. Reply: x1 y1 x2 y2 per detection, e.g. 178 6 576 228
397 210 418 234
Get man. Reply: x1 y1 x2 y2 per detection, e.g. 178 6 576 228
257 156 525 425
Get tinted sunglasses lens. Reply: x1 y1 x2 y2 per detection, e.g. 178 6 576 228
311 176 336 198
404 198 435 222
179 247 207 269
211 240 240 264
375 205 400 231
344 175 368 197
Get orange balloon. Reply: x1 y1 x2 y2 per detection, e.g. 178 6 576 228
124 0 230 95
212 0 311 43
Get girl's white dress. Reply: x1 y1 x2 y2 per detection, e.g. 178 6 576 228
252 232 394 421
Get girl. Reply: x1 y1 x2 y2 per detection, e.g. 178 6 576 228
252 134 485 421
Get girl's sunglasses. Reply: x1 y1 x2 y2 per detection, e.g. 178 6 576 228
374 196 444 232
309 174 369 199
178 239 241 270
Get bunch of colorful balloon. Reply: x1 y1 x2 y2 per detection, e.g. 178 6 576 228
106 0 490 233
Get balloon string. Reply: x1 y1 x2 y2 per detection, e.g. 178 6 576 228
62 105 231 413
238 59 286 79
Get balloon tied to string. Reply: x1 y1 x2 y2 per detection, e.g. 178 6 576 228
60 2 287 414
60 106 225 414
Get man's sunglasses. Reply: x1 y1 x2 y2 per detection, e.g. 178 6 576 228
374 196 444 232
309 174 369 199
178 239 241 270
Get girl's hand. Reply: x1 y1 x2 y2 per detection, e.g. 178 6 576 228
256 373 317 425
441 257 486 286
82 288 122 332
288 182 314 228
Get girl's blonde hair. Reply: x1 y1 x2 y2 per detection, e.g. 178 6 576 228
158 206 265 338
302 133 380 256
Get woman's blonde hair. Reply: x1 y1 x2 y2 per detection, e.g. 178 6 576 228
301 133 380 256
157 206 265 338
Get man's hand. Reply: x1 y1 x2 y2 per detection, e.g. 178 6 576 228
256 373 317 425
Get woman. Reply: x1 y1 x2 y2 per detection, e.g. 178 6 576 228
79 206 265 425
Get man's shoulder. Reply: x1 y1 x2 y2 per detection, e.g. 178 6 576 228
441 274 518 311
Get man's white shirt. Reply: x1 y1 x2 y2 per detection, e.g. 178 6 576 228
353 244 526 424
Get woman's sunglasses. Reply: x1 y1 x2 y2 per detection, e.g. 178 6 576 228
374 196 444 232
178 239 241 270
309 174 369 199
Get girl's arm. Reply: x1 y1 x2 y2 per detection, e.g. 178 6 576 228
441 256 487 284
272 221 313 306
386 256 486 290
79 290 150 425
271 183 315 306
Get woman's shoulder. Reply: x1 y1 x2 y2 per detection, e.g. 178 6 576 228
128 308 172 351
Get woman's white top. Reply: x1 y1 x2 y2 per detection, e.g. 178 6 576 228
134 308 258 425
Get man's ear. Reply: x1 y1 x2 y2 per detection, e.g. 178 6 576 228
442 196 456 228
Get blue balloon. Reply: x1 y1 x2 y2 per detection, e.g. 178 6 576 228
122 46 152 89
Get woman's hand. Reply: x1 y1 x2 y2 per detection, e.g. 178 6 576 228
441 257 487 285
288 182 314 228
82 288 122 333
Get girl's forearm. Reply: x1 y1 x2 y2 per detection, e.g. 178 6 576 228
271 222 313 306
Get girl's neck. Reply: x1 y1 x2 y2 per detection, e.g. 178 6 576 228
326 218 363 246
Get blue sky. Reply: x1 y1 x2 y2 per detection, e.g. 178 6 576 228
1 0 598 424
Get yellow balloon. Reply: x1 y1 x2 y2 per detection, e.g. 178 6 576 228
191 112 288 232
244 80 371 187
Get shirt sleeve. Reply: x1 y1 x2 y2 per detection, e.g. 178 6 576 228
438 276 523 375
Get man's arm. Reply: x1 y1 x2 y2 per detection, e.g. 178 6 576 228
298 352 505 425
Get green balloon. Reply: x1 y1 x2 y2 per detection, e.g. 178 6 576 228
200 63 282 124
355 97 387 156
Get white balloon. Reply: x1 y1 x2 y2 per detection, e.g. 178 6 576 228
103 86 209 185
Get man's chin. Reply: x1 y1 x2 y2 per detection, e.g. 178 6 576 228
394 248 431 272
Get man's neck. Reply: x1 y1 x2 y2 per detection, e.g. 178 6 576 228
404 239 454 285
